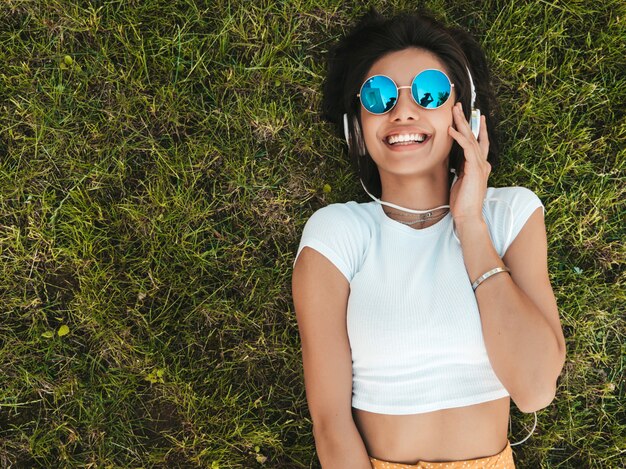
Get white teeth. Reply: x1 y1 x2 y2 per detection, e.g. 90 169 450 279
387 133 427 145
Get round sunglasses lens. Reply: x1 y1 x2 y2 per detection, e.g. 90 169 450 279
412 70 452 109
360 76 398 114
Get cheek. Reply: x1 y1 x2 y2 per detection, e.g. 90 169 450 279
440 107 455 126
436 110 454 136
360 113 381 146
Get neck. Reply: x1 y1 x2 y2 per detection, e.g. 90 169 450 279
379 168 451 212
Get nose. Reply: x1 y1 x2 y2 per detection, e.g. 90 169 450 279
388 87 421 121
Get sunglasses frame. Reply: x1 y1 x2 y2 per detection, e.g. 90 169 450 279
357 69 455 115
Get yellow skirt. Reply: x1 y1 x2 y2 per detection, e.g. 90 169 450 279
369 440 515 469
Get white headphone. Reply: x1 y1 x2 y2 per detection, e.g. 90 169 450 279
467 66 481 139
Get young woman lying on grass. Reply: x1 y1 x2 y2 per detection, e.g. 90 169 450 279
292 8 566 469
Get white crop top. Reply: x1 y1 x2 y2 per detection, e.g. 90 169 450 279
293 186 545 415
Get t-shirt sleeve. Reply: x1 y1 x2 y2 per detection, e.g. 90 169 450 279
484 186 545 257
292 204 365 283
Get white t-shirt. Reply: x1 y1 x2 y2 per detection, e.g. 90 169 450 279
293 186 545 414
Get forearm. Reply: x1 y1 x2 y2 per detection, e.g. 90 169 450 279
313 419 373 469
455 219 564 410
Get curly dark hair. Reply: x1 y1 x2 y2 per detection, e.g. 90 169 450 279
321 8 501 198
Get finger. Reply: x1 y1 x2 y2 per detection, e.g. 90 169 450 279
449 126 491 182
477 115 489 157
452 102 474 139
448 125 473 150
448 125 480 156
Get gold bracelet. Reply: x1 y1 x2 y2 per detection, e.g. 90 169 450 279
472 266 511 291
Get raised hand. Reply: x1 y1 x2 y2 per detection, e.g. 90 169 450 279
447 102 491 225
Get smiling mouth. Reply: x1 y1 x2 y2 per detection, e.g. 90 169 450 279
385 133 430 146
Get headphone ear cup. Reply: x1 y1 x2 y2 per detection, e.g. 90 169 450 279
464 66 481 140
470 108 481 139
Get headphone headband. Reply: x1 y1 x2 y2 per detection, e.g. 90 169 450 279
466 66 476 110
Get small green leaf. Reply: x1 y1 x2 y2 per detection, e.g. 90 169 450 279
41 331 54 338
145 369 165 383
211 462 220 469
64 55 73 65
57 325 70 336
255 454 267 464
254 446 260 453
323 183 331 193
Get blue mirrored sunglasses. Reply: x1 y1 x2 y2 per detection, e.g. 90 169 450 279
357 69 454 114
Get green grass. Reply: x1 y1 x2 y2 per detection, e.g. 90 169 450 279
0 0 623 467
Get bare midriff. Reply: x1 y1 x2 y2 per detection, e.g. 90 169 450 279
352 396 511 463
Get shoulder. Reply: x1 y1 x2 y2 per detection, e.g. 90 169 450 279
483 186 545 256
294 201 374 282
486 186 543 208
304 201 375 231
485 186 544 217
